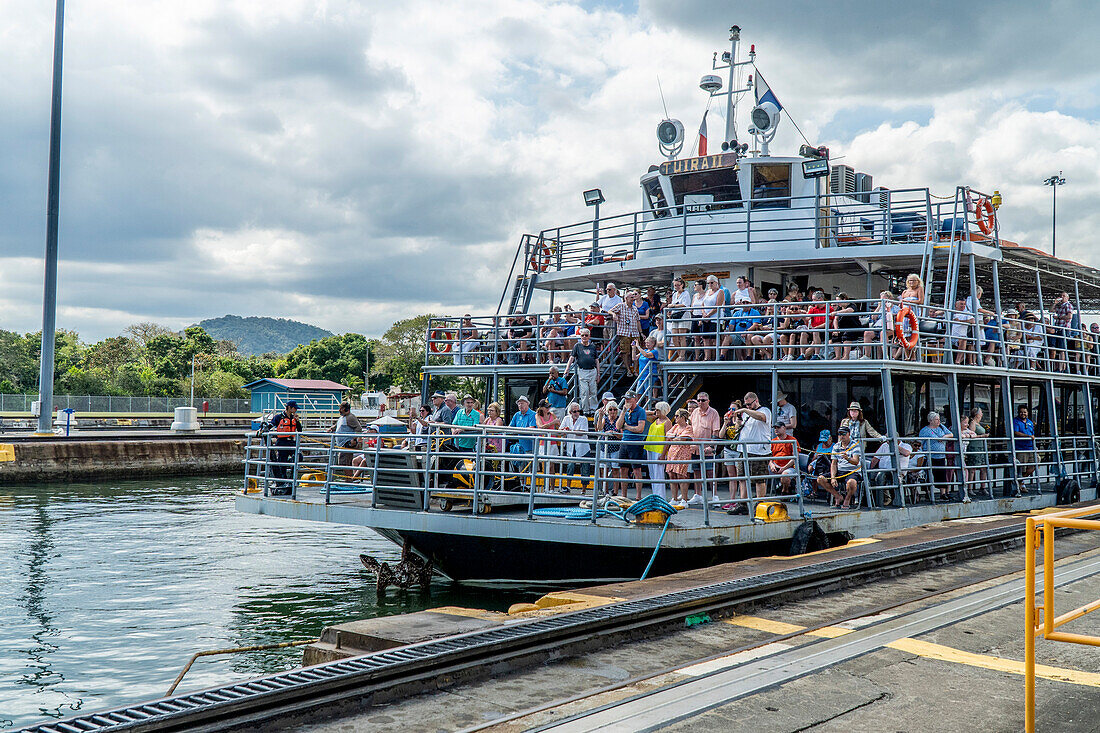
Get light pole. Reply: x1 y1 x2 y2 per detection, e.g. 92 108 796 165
1044 171 1066 258
583 188 605 265
190 355 196 407
35 0 66 436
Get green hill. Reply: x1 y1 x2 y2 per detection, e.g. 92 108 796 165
195 315 334 356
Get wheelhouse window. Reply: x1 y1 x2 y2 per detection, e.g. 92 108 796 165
751 163 792 209
643 178 671 218
669 169 743 213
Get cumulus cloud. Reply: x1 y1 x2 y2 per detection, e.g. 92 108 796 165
0 0 1098 341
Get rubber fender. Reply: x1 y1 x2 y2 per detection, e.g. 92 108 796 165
789 520 831 556
1056 478 1080 506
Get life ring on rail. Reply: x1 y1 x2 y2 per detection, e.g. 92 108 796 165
894 305 919 350
429 329 453 354
974 197 995 235
529 241 551 272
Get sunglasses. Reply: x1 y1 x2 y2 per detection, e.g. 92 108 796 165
570 409 580 413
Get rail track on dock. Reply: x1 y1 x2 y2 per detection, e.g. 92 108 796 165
19 519 1085 733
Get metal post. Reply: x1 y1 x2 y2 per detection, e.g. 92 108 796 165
592 436 602 524
1082 382 1099 487
1036 268 1048 371
472 433 482 515
190 355 196 408
946 372 968 502
527 443 538 520
592 201 600 264
991 259 1009 368
701 450 711 527
423 434 433 511
881 368 905 507
324 433 335 503
35 0 66 436
1003 375 1020 496
1044 379 1062 488
290 433 301 500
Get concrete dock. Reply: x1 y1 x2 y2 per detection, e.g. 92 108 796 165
0 430 249 483
287 516 1100 732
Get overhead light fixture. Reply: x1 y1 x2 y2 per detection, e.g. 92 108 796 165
583 189 605 206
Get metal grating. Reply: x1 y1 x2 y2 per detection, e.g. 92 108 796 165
20 523 1027 733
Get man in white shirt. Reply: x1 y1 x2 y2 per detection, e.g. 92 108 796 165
731 391 772 513
559 402 591 479
598 282 623 312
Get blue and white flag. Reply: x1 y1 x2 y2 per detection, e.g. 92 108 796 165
754 72 782 110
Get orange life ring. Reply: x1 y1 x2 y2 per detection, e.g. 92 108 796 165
429 329 453 354
894 305 919 350
529 241 551 272
974 197 995 235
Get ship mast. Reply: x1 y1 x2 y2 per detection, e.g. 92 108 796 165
710 25 755 153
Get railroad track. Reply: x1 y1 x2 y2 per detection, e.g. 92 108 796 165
17 521 1062 733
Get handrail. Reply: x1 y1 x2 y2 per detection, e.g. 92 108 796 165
425 298 1100 378
1024 505 1100 732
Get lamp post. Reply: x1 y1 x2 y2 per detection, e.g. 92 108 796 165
35 0 66 436
1043 171 1066 258
583 188 605 266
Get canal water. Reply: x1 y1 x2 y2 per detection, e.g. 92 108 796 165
0 477 526 729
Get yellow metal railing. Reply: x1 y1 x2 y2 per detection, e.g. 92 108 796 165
1024 505 1100 732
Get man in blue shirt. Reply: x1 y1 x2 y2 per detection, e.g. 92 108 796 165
720 301 762 361
918 411 955 501
1013 405 1037 494
616 390 648 499
542 366 570 422
508 395 538 460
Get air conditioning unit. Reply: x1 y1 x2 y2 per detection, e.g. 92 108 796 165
855 172 874 203
829 165 856 195
874 186 891 209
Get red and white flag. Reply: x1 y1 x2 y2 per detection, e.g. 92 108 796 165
698 110 708 156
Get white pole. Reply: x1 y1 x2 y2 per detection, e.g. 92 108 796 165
725 26 740 147
190 355 195 407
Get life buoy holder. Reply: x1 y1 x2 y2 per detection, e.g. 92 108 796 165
974 197 995 235
529 241 551 272
429 329 453 354
894 305 919 350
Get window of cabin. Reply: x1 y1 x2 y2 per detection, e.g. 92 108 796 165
643 178 671 218
669 169 743 213
751 163 792 209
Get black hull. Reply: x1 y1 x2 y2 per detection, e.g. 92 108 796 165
381 529 848 584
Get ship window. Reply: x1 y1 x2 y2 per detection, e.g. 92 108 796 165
669 169 743 212
643 178 670 218
751 164 791 209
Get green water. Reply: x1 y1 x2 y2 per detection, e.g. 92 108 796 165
0 477 522 728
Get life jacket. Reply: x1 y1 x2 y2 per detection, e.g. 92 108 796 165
274 414 299 434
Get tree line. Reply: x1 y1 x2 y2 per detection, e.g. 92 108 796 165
0 314 459 399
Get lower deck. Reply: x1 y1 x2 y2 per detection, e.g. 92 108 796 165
235 488 1082 583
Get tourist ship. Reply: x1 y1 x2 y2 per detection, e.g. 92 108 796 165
237 26 1099 584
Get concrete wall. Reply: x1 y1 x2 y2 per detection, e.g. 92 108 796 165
0 438 245 484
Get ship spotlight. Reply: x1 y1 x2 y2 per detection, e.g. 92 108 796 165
583 189 605 206
751 102 780 133
699 74 723 94
721 142 729 151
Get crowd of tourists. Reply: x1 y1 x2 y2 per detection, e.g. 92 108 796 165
440 275 1099 377
399 385 1051 513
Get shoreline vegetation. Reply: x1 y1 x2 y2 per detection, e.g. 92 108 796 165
0 313 468 401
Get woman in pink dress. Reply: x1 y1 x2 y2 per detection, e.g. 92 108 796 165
665 408 697 504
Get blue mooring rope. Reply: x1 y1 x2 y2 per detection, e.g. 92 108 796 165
627 495 678 580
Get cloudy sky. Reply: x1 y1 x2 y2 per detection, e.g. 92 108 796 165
2 1 1098 341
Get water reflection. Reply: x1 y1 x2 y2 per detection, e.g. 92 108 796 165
0 477 523 729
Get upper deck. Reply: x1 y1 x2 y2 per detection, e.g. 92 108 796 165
517 161 999 293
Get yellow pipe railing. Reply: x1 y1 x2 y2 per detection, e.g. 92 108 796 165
1024 504 1100 731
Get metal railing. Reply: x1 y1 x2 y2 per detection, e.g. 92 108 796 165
1024 504 1100 732
240 417 1064 521
0 393 252 413
427 299 1100 378
524 187 996 274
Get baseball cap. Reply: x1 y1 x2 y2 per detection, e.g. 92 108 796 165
431 391 445 399
286 400 298 409
602 392 615 401
818 429 831 441
838 425 851 435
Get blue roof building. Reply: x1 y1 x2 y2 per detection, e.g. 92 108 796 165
243 378 350 413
